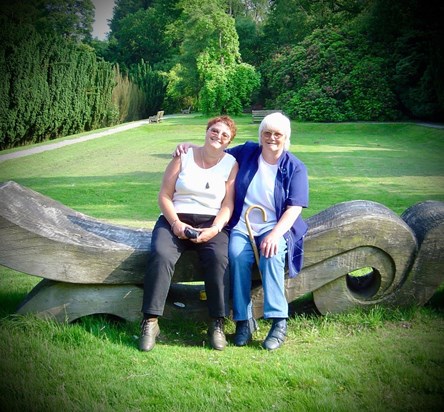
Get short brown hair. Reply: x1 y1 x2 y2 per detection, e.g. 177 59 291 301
206 116 237 142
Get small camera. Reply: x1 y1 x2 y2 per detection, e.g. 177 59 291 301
184 227 199 239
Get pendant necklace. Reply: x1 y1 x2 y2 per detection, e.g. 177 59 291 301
201 148 222 189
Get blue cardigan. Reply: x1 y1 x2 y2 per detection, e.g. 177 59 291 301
227 142 309 278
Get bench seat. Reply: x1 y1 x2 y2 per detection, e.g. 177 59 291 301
252 109 283 123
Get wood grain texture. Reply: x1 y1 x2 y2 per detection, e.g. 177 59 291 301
2 181 443 322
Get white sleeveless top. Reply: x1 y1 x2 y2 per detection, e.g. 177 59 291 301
173 148 236 216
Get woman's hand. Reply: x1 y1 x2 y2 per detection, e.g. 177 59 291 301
172 142 195 157
259 205 303 257
260 233 280 258
172 221 195 239
193 226 219 243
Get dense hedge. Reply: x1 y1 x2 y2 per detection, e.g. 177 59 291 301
0 22 116 150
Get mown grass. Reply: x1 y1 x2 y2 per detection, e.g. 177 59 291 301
0 115 443 411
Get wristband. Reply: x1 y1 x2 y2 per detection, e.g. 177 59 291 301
171 219 179 230
211 225 221 233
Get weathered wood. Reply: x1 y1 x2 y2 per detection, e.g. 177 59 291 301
1 181 443 322
0 181 201 284
395 201 444 304
17 280 209 322
295 200 417 315
17 280 144 322
148 111 164 123
252 109 283 123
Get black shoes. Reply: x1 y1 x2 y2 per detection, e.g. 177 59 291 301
234 318 258 346
208 318 227 350
262 318 287 351
139 318 160 352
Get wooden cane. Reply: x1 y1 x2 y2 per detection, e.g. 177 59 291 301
244 205 268 278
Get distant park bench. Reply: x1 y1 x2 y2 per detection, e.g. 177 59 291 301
181 106 192 114
148 110 164 123
1 180 443 323
252 109 283 123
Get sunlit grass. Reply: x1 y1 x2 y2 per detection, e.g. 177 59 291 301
0 117 443 411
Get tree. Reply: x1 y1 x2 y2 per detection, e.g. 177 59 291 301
39 0 95 42
197 53 260 114
166 0 260 114
360 0 444 120
235 15 262 65
109 0 154 34
129 59 167 116
0 20 116 148
261 0 370 53
261 26 399 121
0 0 96 42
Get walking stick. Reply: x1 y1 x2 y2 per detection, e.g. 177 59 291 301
244 205 267 279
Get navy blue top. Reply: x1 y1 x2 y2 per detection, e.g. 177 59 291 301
227 141 309 277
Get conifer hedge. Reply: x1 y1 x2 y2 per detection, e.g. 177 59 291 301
0 22 116 150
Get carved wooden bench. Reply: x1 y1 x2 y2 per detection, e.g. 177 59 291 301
1 180 443 323
252 110 283 123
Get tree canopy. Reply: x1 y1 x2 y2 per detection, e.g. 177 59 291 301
1 0 443 149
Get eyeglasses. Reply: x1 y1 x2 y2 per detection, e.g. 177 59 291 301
208 127 231 141
262 130 284 139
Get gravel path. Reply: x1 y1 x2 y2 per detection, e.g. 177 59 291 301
0 119 149 162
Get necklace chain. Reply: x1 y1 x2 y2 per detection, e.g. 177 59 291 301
200 148 222 169
201 148 223 190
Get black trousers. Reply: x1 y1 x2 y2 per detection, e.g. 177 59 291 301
141 214 230 318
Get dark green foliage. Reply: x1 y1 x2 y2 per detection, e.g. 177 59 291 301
359 0 444 121
261 27 399 121
0 0 95 43
0 22 115 149
253 0 443 121
108 0 180 70
129 60 167 117
1 0 443 150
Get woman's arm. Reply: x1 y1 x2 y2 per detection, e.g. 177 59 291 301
157 156 190 238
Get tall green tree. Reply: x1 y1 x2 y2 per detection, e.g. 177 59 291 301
261 26 398 121
0 0 95 42
129 59 167 115
107 0 180 70
235 15 262 65
359 0 444 120
166 0 260 114
109 0 154 34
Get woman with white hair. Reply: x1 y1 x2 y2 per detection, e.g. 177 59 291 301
226 112 308 350
174 112 308 350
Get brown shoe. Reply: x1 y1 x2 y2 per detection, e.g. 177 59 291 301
139 318 160 352
208 318 227 351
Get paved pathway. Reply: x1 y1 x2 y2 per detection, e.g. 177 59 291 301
0 119 150 162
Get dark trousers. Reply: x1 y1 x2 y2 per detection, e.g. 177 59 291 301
141 214 230 318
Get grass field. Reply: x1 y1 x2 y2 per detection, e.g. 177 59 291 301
0 115 443 411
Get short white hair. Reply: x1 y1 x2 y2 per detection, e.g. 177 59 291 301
258 112 291 151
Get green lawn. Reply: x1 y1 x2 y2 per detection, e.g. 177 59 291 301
1 116 443 411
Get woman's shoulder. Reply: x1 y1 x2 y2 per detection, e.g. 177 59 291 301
180 146 197 168
281 151 307 172
221 152 237 168
283 151 305 165
227 141 259 157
